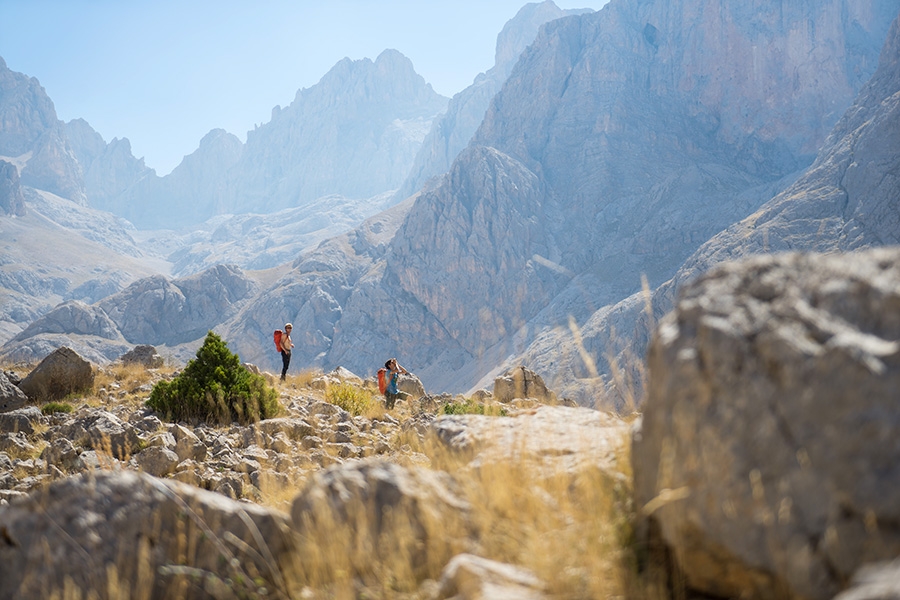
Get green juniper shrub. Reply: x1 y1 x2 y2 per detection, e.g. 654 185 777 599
441 398 507 417
147 331 279 425
41 401 73 415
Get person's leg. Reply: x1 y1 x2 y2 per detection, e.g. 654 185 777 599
385 392 397 409
281 351 290 381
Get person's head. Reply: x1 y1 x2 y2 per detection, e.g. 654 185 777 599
284 323 292 333
385 358 395 369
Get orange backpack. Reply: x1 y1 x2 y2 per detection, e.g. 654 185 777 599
377 368 388 394
274 329 283 351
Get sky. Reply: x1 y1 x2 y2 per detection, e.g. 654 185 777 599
0 0 608 176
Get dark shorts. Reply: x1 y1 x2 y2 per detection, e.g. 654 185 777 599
384 390 410 409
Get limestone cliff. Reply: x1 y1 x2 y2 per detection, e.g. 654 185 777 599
394 1 591 201
0 58 85 205
535 7 900 408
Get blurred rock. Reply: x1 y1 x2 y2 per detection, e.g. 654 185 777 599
0 470 299 599
633 248 900 600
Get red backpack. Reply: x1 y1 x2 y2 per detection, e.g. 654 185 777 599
273 329 283 351
377 368 388 394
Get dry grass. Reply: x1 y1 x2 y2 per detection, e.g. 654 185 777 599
277 369 319 390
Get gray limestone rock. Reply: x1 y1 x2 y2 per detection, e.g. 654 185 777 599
435 553 547 600
0 159 25 217
835 561 900 600
83 411 142 460
431 405 628 476
492 366 556 404
0 371 28 413
633 248 900 600
17 346 94 402
0 407 41 435
0 470 300 600
133 446 179 477
290 458 471 582
119 344 164 368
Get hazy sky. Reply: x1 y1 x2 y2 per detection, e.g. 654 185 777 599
0 1 608 176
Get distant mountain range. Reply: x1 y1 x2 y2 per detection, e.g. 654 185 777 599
2 0 899 411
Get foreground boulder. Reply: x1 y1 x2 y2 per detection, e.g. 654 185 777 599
633 248 900 600
0 470 300 599
17 346 94 402
290 458 471 584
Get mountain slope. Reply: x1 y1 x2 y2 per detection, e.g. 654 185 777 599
219 0 896 392
527 8 900 407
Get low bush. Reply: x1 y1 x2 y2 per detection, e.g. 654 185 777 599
326 383 379 417
41 401 73 415
147 331 278 425
441 398 507 417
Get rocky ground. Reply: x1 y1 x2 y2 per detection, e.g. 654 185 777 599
0 357 634 599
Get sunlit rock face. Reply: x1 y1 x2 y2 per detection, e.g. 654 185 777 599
0 58 85 204
556 9 900 409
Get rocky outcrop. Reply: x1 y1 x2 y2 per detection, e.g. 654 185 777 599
432 404 626 476
291 459 471 581
0 159 25 216
0 470 299 600
492 366 557 404
0 371 27 413
119 344 164 368
100 264 258 346
17 346 94 402
632 248 900 600
395 1 590 201
435 553 548 600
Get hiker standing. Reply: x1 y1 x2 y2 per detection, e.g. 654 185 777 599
280 323 294 381
381 358 411 409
